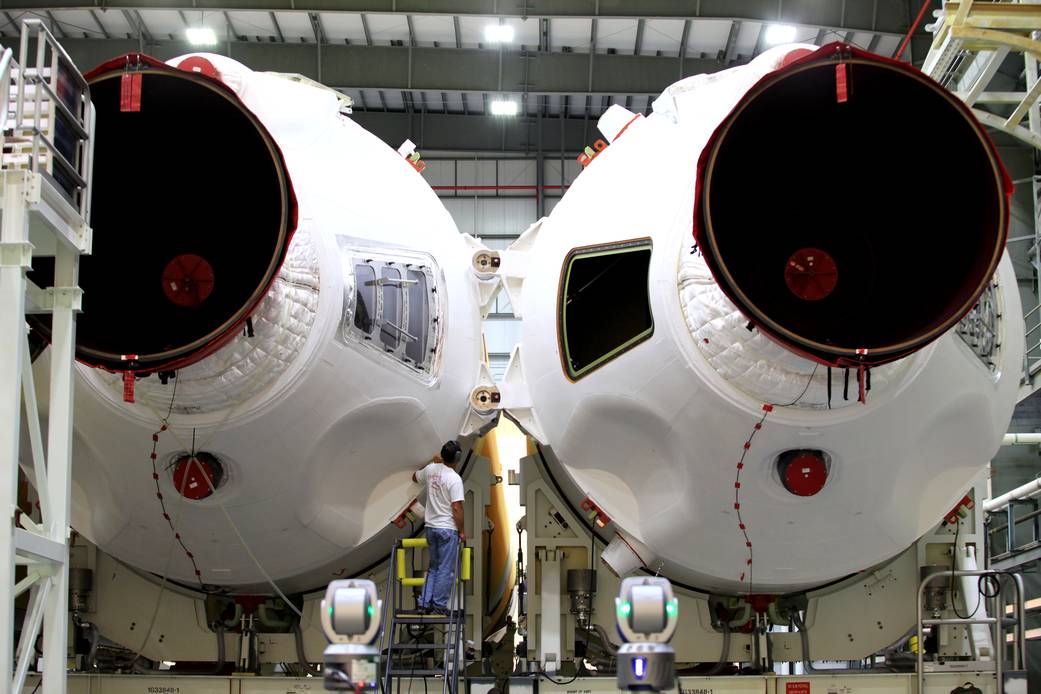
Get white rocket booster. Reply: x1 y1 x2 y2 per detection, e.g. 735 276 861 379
497 43 1021 594
28 53 493 593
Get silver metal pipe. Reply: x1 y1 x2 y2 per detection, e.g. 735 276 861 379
792 611 820 674
293 621 320 677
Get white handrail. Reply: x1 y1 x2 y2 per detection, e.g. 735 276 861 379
984 474 1041 513
0 48 13 133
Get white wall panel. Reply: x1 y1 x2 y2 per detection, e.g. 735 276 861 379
271 11 312 42
442 197 535 237
544 158 582 189
497 159 536 189
597 18 639 53
487 353 511 382
482 318 523 355
422 160 456 188
456 159 499 193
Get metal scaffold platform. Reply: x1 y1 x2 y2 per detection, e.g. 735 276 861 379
923 2 1041 398
0 18 94 694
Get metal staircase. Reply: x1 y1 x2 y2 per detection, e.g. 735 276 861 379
380 537 471 694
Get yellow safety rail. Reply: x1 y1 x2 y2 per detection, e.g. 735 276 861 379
395 540 471 586
461 547 471 582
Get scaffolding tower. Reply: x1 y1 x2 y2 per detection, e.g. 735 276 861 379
0 18 94 694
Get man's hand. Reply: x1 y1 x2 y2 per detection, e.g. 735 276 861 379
452 500 465 543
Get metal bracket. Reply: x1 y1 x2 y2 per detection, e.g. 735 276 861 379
29 285 83 313
0 241 32 268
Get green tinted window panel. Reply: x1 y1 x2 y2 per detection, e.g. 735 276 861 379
560 239 654 380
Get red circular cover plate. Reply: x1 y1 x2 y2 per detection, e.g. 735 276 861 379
784 248 838 301
783 452 828 497
172 456 217 500
162 254 215 308
177 56 221 80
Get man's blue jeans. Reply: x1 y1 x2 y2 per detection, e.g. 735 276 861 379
419 527 460 610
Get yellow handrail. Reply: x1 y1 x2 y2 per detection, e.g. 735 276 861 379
461 547 472 582
395 540 471 585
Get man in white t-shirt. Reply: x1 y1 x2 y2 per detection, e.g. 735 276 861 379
412 440 466 614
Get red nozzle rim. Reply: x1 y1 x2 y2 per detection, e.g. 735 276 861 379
75 54 298 375
691 43 1012 368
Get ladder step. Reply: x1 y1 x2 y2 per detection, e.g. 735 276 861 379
393 642 452 649
394 616 455 624
388 669 453 677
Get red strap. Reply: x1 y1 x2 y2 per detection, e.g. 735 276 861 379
835 64 849 103
122 372 135 403
614 113 643 140
120 73 142 112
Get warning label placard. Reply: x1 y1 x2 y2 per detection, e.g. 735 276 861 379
786 683 811 694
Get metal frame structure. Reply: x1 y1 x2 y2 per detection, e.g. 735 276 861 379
921 1 1041 400
916 568 1026 694
0 1 928 155
381 537 469 694
0 18 93 694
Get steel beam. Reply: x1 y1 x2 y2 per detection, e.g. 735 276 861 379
353 109 591 152
0 172 31 694
44 11 65 38
224 10 240 39
6 37 722 96
14 529 65 564
752 23 767 57
361 13 372 45
269 11 283 42
722 20 741 65
678 19 690 78
88 9 110 39
0 1 913 35
405 14 416 47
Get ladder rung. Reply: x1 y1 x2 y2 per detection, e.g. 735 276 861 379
392 642 452 649
394 616 455 624
388 669 452 677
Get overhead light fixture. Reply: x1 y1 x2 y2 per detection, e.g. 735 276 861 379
764 24 798 45
186 27 218 46
484 23 515 43
489 99 519 116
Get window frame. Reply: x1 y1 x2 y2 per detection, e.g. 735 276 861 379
340 245 443 380
557 237 654 381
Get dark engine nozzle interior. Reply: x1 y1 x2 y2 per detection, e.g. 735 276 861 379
28 57 295 373
695 44 1010 366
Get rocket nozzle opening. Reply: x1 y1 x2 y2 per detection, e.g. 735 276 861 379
28 57 295 373
696 46 1009 366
